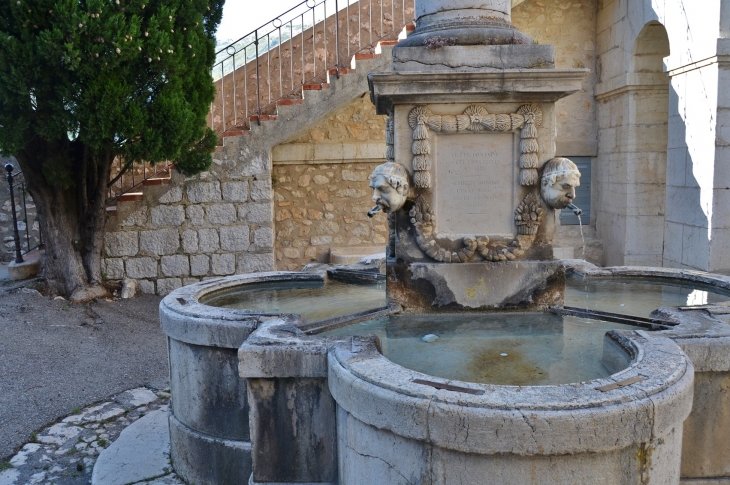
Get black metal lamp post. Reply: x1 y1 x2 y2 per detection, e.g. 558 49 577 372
5 163 24 264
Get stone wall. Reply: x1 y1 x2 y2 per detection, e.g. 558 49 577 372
272 96 388 270
513 0 599 160
103 151 274 295
0 156 41 262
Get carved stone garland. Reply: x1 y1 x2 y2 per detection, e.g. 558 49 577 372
409 193 543 262
408 104 543 188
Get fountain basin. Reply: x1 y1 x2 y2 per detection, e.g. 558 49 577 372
160 264 730 484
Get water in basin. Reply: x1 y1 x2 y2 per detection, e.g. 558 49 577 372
321 313 635 386
200 280 387 323
566 277 730 318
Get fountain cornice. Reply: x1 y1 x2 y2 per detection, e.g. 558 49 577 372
368 68 589 115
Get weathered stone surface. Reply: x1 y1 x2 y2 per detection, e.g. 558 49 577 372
211 253 235 276
253 227 273 249
392 45 555 72
311 235 333 246
120 207 148 227
186 206 204 226
182 230 198 253
221 181 248 202
237 253 274 273
134 279 153 294
219 226 250 252
190 254 209 276
198 229 220 253
125 257 158 279
158 186 183 204
239 202 272 224
161 255 190 277
341 170 369 181
205 204 237 225
157 278 182 296
102 258 125 280
250 180 272 201
92 407 172 485
151 205 185 227
105 231 139 257
140 229 180 256
186 181 221 204
389 261 565 312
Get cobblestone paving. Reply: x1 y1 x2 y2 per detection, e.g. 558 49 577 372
0 387 182 485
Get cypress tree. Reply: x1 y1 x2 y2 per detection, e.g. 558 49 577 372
0 0 223 300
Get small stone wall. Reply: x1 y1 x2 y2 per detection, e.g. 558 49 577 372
272 96 389 270
0 155 41 262
103 149 274 295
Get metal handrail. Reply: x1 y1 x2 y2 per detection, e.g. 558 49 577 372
106 158 173 202
210 0 413 134
3 164 43 258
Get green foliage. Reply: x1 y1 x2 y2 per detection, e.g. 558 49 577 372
0 0 223 183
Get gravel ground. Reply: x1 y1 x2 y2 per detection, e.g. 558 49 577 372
0 268 169 462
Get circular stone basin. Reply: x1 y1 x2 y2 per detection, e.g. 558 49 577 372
566 275 730 317
200 279 386 323
320 312 635 386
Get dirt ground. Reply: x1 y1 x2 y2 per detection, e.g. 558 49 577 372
0 268 169 461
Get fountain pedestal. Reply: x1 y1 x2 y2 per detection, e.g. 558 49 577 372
368 28 586 311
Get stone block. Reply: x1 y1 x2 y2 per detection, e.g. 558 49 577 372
341 169 369 182
220 226 250 252
221 181 249 202
161 255 190 277
140 229 180 256
156 278 182 296
186 181 221 204
211 253 236 275
251 179 272 201
186 205 204 226
183 277 199 286
158 186 183 204
105 231 139 257
239 203 272 224
8 258 40 281
253 227 274 249
102 258 125 280
206 204 237 225
392 44 556 71
125 257 158 279
234 155 269 177
138 279 155 294
120 208 148 227
150 205 185 227
182 230 198 253
198 228 220 253
190 254 209 276
237 253 274 273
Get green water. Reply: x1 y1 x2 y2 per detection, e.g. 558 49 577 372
322 312 635 386
200 280 387 323
565 277 730 318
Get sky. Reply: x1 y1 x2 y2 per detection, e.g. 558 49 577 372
216 0 305 46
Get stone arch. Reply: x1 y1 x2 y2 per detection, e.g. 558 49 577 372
632 21 671 73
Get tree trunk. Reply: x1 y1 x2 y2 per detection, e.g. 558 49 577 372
16 139 111 302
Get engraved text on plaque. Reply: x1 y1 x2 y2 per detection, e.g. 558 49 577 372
434 133 515 236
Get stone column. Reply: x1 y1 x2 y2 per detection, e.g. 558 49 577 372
399 0 532 46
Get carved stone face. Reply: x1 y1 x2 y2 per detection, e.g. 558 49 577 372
540 157 581 209
369 162 410 213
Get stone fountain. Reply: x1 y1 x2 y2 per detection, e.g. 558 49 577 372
156 1 730 484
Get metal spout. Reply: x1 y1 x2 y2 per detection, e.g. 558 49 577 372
567 203 582 216
367 205 381 218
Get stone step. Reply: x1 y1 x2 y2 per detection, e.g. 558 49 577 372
142 177 170 186
117 192 143 202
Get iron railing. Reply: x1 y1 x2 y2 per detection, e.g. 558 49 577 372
3 164 43 261
106 158 173 201
210 0 414 134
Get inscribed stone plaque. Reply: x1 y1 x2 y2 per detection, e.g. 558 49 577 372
434 133 515 236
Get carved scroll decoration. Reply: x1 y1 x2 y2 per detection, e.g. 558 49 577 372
385 113 395 163
409 194 541 262
407 104 543 188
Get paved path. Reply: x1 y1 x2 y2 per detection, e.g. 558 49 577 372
0 387 180 485
0 279 169 463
